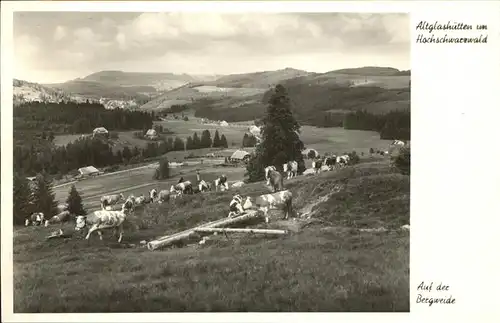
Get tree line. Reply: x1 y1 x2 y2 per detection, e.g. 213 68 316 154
343 109 410 140
186 129 228 150
14 101 154 135
14 129 231 177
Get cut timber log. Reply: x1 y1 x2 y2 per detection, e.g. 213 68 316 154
194 228 288 235
146 210 260 251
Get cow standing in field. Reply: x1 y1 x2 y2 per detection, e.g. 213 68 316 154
75 204 131 243
149 189 158 202
243 190 294 224
134 195 146 205
100 193 125 210
283 161 298 179
311 158 323 175
228 194 245 218
214 175 229 192
56 203 69 214
170 181 193 196
336 155 350 168
264 166 284 192
198 179 211 192
44 210 71 235
323 156 337 171
157 189 171 203
25 212 45 226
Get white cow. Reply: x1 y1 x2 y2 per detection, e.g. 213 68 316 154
228 194 245 218
231 180 245 188
243 190 294 223
158 189 171 204
283 161 298 179
75 205 130 243
45 210 71 227
25 212 45 226
100 193 125 210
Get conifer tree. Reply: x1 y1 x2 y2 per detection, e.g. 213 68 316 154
13 172 33 225
220 134 228 148
193 132 201 149
213 130 221 147
186 136 194 150
200 130 212 148
246 84 305 182
66 185 86 216
32 171 58 218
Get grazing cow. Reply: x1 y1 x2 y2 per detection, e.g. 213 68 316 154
122 196 136 212
336 155 350 168
100 193 125 210
243 190 294 223
158 190 171 204
56 203 69 214
323 156 337 171
198 179 211 192
25 212 45 226
149 189 158 202
75 206 130 243
231 180 245 188
172 181 194 195
134 195 146 205
264 166 284 192
283 161 298 179
228 194 245 218
45 210 71 227
311 158 323 174
214 175 229 192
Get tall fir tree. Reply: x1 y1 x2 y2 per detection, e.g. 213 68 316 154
242 133 249 147
13 172 33 225
192 132 201 149
246 84 305 182
186 136 194 150
66 185 86 216
220 134 228 148
32 171 58 218
213 130 221 148
200 130 212 148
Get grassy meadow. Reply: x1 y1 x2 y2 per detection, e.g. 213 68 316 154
14 159 409 312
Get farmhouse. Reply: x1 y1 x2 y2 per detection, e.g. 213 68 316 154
77 166 101 179
230 150 250 163
220 120 229 127
145 128 158 140
92 127 109 138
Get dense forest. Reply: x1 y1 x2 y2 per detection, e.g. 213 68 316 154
14 129 229 177
14 101 154 135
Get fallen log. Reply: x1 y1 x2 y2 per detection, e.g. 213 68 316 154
194 228 288 235
146 210 260 251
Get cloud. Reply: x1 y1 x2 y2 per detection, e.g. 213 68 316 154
53 26 67 41
13 12 410 82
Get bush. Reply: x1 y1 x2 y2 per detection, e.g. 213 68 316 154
348 151 361 165
392 147 410 175
154 159 170 180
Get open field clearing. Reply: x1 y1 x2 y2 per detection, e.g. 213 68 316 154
14 160 409 312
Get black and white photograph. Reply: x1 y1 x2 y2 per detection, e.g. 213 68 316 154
10 4 412 315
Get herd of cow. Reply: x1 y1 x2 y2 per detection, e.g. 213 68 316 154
23 152 357 244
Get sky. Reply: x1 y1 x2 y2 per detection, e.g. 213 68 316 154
14 12 410 84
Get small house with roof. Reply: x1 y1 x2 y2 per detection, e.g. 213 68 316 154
230 150 250 163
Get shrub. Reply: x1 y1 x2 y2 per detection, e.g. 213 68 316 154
348 151 361 165
154 159 170 180
392 146 410 175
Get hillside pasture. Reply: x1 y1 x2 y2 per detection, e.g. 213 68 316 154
14 160 409 312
